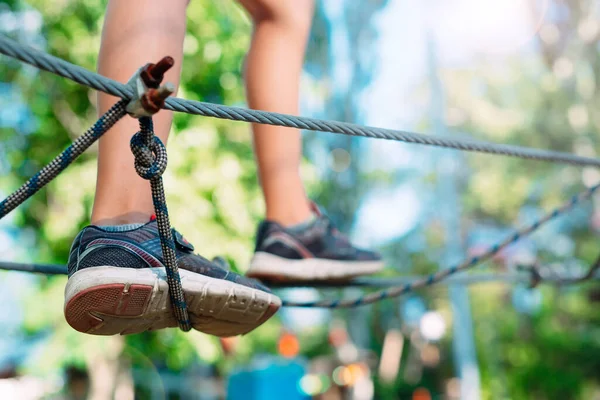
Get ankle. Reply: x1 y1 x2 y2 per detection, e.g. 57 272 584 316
266 207 313 227
91 211 152 226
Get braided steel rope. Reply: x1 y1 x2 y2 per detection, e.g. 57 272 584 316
2 34 600 168
131 117 191 331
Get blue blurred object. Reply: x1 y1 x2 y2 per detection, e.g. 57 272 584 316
401 295 427 328
227 357 309 400
512 285 542 315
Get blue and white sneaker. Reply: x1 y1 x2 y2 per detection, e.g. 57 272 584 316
64 217 281 337
247 204 384 282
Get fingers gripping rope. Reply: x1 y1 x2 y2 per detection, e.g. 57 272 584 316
130 118 192 331
0 101 127 219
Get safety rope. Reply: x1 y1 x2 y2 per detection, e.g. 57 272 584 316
131 117 191 331
2 34 600 168
280 182 600 308
0 101 127 219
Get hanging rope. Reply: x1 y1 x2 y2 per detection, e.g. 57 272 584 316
0 52 192 329
130 117 191 331
2 34 600 168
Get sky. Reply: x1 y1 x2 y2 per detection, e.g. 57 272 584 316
351 0 548 248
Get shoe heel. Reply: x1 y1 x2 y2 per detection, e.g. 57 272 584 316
64 283 153 335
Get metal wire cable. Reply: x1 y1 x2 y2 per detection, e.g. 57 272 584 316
2 34 600 168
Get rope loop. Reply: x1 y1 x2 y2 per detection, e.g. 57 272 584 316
129 117 191 331
130 131 168 180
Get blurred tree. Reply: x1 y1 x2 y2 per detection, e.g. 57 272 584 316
434 0 600 398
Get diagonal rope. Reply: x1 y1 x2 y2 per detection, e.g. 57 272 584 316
0 101 127 219
2 34 600 168
281 182 600 308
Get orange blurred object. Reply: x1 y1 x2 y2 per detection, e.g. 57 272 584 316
219 337 239 355
328 325 349 348
413 387 432 400
278 332 300 358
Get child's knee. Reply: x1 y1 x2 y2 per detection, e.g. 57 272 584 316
239 0 314 32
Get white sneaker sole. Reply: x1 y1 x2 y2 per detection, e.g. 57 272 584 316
64 266 281 337
246 252 384 282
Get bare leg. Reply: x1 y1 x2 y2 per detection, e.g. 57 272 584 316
238 0 315 226
65 0 283 338
91 0 188 225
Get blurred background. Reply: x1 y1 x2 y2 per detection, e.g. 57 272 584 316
1 0 600 399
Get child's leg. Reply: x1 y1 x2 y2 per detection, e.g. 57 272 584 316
238 0 315 226
64 0 281 337
240 0 384 282
91 0 188 225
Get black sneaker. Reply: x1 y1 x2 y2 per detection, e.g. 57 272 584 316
247 204 384 282
64 218 281 337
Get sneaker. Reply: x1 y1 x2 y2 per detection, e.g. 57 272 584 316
64 219 281 337
247 204 384 282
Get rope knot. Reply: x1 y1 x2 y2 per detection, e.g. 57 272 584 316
130 131 167 180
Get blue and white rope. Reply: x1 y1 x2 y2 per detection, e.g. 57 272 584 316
0 101 127 219
281 182 600 308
